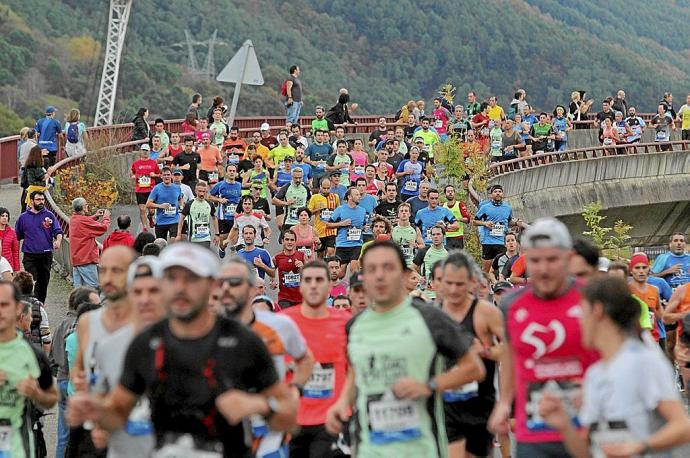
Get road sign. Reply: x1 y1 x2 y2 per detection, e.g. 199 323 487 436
216 39 264 85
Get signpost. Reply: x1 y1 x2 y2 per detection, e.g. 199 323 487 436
216 39 264 126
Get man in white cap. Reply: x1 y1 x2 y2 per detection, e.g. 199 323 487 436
260 123 278 150
488 218 599 457
68 243 298 456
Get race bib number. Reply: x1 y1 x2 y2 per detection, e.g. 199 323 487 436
193 224 210 239
289 209 298 221
138 175 152 187
490 222 505 237
320 209 333 221
303 363 335 399
222 204 235 219
298 247 312 258
425 228 433 240
227 154 239 164
434 119 443 129
655 131 668 141
0 418 10 455
401 245 413 258
491 140 502 150
480 128 489 136
603 138 613 146
208 172 219 183
525 379 581 431
354 165 365 175
163 205 177 216
589 421 635 458
442 381 479 403
250 414 268 438
558 131 567 140
404 179 418 192
367 392 422 444
152 434 222 458
283 271 300 288
317 161 327 169
347 227 362 242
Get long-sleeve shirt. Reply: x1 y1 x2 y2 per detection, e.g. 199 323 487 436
15 208 63 254
49 310 77 380
0 226 20 271
69 214 110 266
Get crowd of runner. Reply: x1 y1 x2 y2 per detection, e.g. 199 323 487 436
1 83 690 458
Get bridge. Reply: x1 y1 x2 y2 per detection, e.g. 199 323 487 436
478 141 690 246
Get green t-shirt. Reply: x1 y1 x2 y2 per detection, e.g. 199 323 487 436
392 225 418 266
415 129 440 158
346 297 472 458
489 127 503 157
154 131 170 152
210 121 227 147
311 118 329 132
0 331 42 458
182 199 215 242
277 183 310 225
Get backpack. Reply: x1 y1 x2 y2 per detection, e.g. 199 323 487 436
22 296 44 346
508 102 519 121
280 80 288 97
66 122 79 143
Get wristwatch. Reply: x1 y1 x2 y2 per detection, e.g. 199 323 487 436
426 378 438 394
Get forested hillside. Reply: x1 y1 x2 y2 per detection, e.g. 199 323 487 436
0 0 689 135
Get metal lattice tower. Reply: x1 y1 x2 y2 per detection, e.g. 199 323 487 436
172 30 222 80
184 29 200 74
94 0 133 126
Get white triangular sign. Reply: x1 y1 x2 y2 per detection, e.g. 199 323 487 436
216 39 264 85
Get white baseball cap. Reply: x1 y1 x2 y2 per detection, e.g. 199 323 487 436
260 122 270 131
140 144 151 151
158 242 220 278
520 218 573 250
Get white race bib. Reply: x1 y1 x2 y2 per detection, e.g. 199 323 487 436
404 179 418 192
222 204 235 218
490 222 505 237
163 205 177 216
193 224 210 239
283 271 300 288
347 227 362 242
152 434 222 458
589 421 636 458
655 131 668 141
320 209 333 221
368 392 422 444
227 154 239 164
138 175 152 187
526 379 580 432
298 247 312 258
401 245 413 258
443 381 479 403
125 398 153 437
491 140 502 150
480 128 489 136
434 119 443 128
603 138 613 146
208 172 219 183
303 363 335 398
0 419 10 454
354 165 365 175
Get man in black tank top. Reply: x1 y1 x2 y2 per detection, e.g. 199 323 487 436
439 252 506 458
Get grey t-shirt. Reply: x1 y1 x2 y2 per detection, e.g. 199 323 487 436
580 337 679 458
287 75 302 102
95 324 155 458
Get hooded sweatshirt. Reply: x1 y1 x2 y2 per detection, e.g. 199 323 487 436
102 230 135 251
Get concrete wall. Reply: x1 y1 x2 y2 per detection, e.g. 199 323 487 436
488 151 690 245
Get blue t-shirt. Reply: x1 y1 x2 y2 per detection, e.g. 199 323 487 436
275 170 292 188
651 253 690 289
474 200 513 245
332 185 347 202
149 182 182 225
305 143 333 175
396 160 424 197
358 194 377 236
210 180 243 221
647 276 672 340
35 117 62 152
405 196 427 219
237 247 274 279
414 206 457 245
329 204 367 247
294 162 313 183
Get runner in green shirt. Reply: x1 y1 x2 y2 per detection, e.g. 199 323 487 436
272 168 311 228
176 180 219 247
391 203 424 266
0 282 57 458
325 241 485 458
413 226 449 300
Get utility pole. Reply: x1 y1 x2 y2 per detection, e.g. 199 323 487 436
94 0 133 126
173 30 222 80
217 40 264 127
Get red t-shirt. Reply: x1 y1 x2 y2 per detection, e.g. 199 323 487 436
169 144 183 159
502 283 598 443
131 159 160 193
274 251 305 304
280 307 351 426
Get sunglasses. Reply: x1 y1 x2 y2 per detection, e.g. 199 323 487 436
218 276 245 287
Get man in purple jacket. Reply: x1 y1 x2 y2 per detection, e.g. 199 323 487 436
15 190 63 303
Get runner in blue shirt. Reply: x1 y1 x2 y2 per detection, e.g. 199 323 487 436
146 167 183 240
209 164 243 237
354 178 377 242
329 172 348 202
473 184 519 272
651 233 690 289
305 129 333 185
293 146 313 187
396 147 424 199
414 189 458 246
236 225 275 280
327 187 367 276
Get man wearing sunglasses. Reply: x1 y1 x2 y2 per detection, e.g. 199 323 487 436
214 257 314 457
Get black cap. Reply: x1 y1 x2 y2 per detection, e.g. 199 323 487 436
489 184 503 193
492 281 513 294
349 272 363 288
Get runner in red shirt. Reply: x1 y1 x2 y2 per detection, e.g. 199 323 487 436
273 229 305 308
281 260 351 457
131 144 160 230
488 218 598 457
